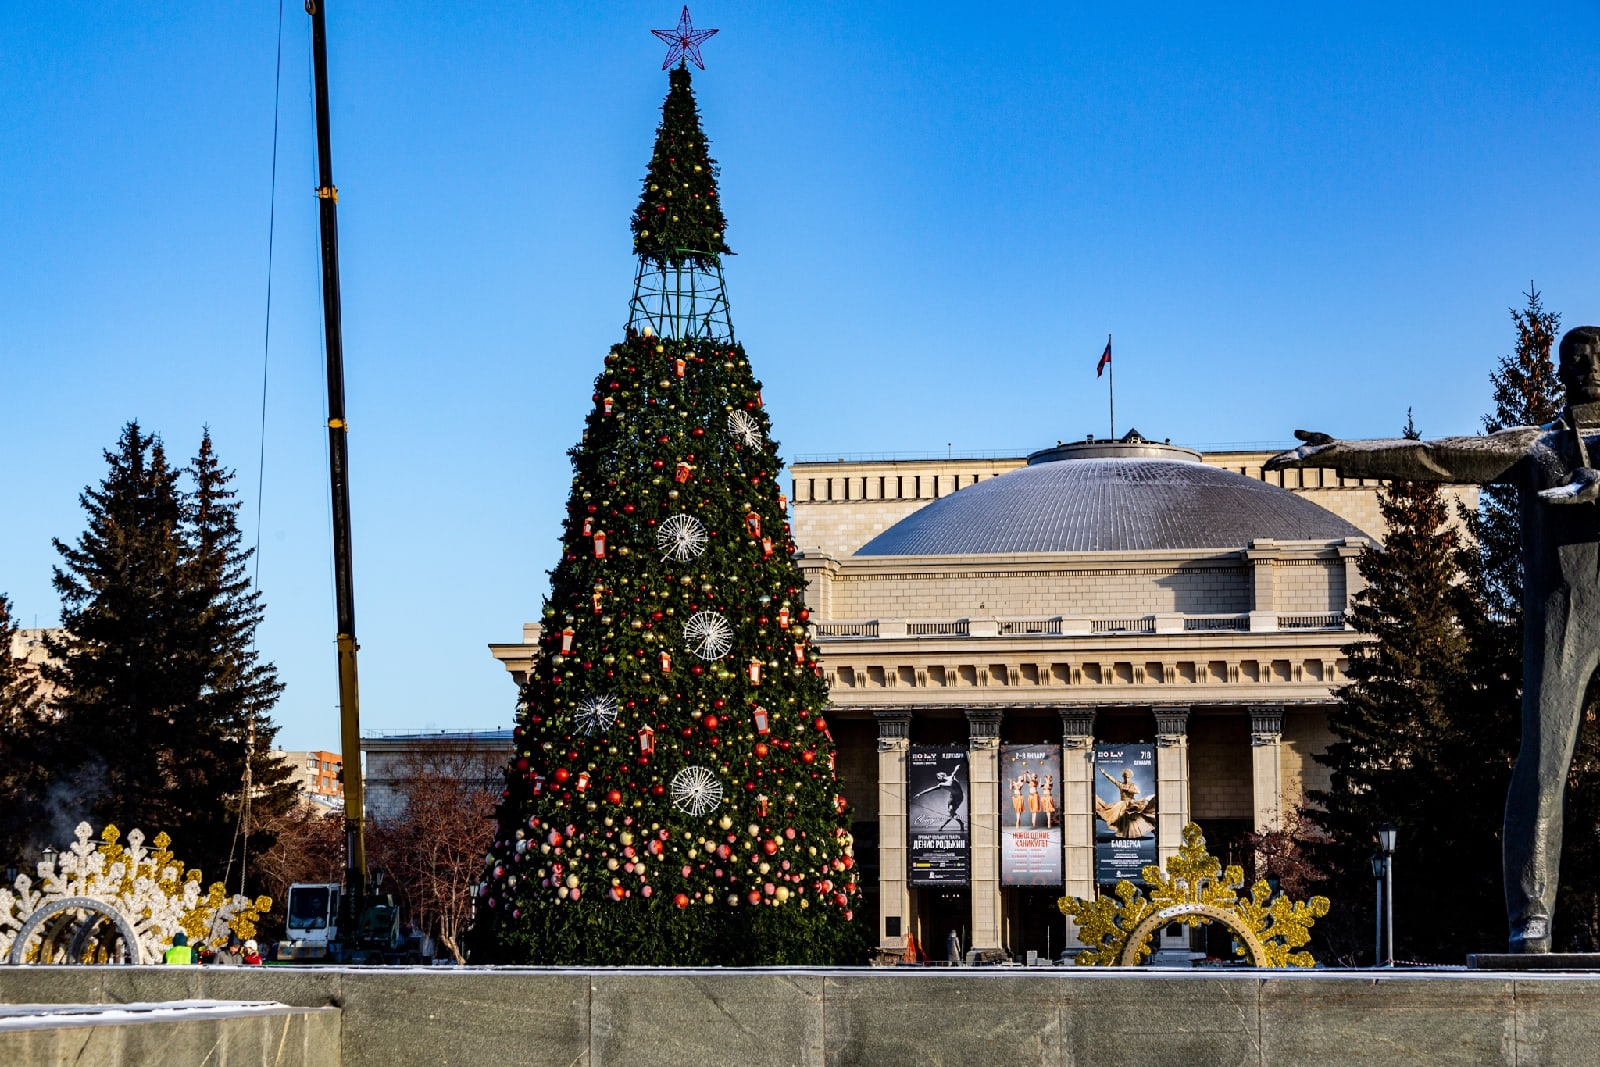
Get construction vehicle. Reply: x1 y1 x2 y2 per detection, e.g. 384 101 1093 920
275 880 430 965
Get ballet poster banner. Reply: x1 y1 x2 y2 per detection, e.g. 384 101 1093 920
1093 743 1158 884
1000 745 1063 886
908 745 970 886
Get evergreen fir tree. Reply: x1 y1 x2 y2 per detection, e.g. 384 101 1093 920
44 422 193 843
1307 413 1493 961
40 423 291 884
0 593 48 861
475 64 863 965
181 430 295 886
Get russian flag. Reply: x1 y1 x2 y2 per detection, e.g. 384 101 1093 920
1096 336 1112 378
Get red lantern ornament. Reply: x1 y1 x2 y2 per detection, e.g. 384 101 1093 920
748 658 762 685
793 643 805 665
752 706 770 734
531 773 546 795
603 397 614 416
674 461 692 484
778 493 787 511
762 537 774 558
756 794 769 817
561 627 575 654
777 606 790 630
592 589 603 614
593 531 607 558
659 651 672 674
745 511 761 538
575 771 590 792
582 516 593 536
638 725 655 755
674 357 686 378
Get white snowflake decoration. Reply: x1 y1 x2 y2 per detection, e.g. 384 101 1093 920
573 694 618 736
657 513 708 561
670 765 725 816
683 610 734 661
0 822 262 965
728 409 762 448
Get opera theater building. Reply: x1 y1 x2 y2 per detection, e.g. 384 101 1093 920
785 430 1438 962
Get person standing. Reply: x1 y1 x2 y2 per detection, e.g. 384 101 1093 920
241 939 264 966
163 931 193 965
215 935 243 966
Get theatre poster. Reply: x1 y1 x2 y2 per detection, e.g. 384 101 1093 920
1093 743 1157 885
1000 745 1063 886
907 745 970 886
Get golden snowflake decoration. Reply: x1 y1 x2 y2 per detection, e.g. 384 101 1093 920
1058 822 1330 968
0 822 270 965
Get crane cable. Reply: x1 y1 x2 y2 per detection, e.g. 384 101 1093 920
226 0 286 899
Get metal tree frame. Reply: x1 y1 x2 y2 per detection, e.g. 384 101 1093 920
627 255 734 342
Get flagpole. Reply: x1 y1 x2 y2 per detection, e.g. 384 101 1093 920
1107 333 1114 439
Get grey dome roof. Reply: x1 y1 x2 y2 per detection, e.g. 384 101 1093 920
854 456 1366 556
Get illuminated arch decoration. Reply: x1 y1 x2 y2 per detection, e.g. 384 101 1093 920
0 822 270 965
1059 822 1331 968
6 897 144 965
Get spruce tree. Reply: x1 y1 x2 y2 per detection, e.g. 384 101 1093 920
475 64 863 965
45 422 193 842
181 430 295 886
0 593 48 860
1307 414 1491 961
41 423 290 884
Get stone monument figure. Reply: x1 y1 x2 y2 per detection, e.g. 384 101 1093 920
1268 325 1600 952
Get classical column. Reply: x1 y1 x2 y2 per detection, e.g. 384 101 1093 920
1060 708 1097 903
1153 707 1191 864
966 709 1003 950
874 711 912 951
1249 705 1285 833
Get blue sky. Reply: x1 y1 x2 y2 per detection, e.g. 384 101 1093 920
4 3 1598 751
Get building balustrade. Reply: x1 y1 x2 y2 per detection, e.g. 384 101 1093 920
808 611 1349 639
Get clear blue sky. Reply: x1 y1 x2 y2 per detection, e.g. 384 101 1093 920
4 3 1598 751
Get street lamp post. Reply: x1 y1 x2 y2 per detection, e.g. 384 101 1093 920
1369 852 1385 967
1377 823 1397 967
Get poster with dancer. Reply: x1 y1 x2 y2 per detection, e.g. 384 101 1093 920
1000 745 1063 886
908 745 969 886
1093 743 1157 885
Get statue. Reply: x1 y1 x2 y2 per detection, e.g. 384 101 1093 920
1268 325 1600 953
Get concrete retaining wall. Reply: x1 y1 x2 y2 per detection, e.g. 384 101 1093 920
0 965 1594 1066
0 999 339 1067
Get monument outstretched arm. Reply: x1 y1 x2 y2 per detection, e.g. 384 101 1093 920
1267 427 1541 485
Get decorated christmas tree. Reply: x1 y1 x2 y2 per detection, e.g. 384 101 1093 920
474 25 862 966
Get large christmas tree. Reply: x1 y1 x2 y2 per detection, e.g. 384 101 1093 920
474 57 862 965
